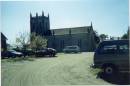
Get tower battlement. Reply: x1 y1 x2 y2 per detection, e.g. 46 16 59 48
30 12 51 36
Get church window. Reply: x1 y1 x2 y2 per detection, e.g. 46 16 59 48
60 40 64 49
46 22 48 29
52 42 56 48
62 40 64 48
78 39 82 48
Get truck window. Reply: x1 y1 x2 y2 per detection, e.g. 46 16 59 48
100 45 117 54
119 44 129 54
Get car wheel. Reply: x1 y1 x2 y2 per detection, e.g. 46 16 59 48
103 65 117 75
49 54 51 57
52 54 55 57
12 56 16 58
35 54 39 57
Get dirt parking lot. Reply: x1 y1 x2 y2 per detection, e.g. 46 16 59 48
1 52 129 86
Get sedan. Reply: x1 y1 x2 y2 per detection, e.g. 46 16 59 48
35 48 57 57
1 50 23 58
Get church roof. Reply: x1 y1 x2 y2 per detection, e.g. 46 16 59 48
51 26 92 35
1 32 7 40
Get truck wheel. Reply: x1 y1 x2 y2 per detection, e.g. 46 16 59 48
103 65 117 75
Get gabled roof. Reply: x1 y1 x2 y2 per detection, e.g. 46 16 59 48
51 26 92 35
1 32 7 40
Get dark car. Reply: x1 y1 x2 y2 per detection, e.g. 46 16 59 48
17 49 35 57
92 40 129 74
35 48 56 57
1 50 23 58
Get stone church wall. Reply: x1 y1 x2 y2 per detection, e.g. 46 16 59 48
47 32 96 52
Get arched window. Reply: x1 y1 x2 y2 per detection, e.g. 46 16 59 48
60 40 65 49
78 39 82 48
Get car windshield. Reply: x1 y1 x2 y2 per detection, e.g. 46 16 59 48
9 50 17 52
99 45 117 54
9 50 22 54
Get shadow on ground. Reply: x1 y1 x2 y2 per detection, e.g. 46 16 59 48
35 55 57 58
5 57 35 62
97 72 130 85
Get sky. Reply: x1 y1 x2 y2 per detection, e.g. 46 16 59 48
1 0 129 45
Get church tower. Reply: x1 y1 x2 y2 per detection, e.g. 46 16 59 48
30 11 51 36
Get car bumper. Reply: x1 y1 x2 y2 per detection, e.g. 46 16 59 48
90 64 100 68
90 64 96 68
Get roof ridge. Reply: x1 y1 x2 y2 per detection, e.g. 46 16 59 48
51 26 91 30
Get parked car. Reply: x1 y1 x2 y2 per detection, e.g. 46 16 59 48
16 49 35 57
1 50 23 58
63 45 80 53
92 40 129 74
35 48 57 57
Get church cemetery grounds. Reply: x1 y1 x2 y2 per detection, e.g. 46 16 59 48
2 52 129 86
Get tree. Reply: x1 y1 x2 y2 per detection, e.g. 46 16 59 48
30 33 47 50
121 34 128 39
16 32 47 51
16 32 30 50
99 34 108 41
93 30 100 44
121 29 129 39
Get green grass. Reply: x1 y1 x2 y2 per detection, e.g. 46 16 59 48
1 52 110 86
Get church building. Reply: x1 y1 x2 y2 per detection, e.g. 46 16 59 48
30 12 97 52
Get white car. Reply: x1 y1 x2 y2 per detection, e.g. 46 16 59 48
63 45 80 53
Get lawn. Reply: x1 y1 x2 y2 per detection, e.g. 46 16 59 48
1 52 110 86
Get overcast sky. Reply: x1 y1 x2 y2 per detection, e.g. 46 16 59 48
1 0 129 44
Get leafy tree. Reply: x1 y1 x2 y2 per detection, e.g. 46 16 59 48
16 32 30 50
93 30 100 44
30 33 47 50
121 29 129 39
16 32 47 51
99 34 108 41
121 34 128 39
